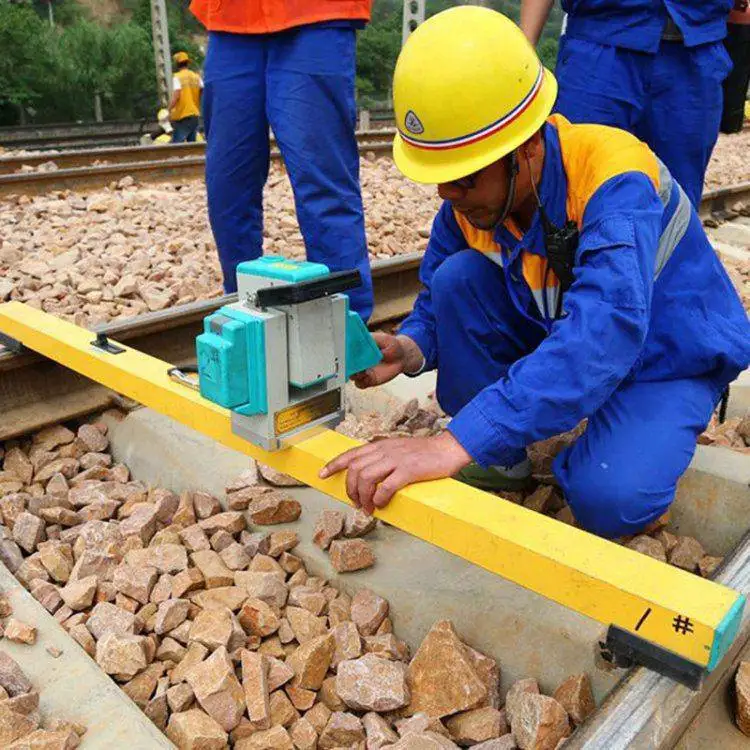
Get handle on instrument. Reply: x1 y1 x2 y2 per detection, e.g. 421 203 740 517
167 365 200 391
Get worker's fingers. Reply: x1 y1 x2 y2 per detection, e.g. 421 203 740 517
371 331 395 349
356 459 393 515
360 490 375 517
349 332 405 388
351 372 372 388
371 468 412 509
345 460 361 507
371 332 406 365
319 443 379 479
352 369 382 389
352 361 403 389
345 453 379 506
345 452 386 507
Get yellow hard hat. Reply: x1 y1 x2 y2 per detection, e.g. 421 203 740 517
173 51 189 65
392 6 558 184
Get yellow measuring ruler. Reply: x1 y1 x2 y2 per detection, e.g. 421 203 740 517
0 302 743 684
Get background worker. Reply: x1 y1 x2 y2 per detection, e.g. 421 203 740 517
520 0 734 208
169 51 203 144
189 0 374 320
320 7 750 540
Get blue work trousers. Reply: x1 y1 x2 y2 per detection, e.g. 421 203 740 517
171 116 200 143
202 27 373 320
554 37 733 207
432 251 722 539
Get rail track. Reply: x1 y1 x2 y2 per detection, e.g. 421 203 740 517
0 119 158 151
700 180 750 220
0 131 746 201
0 172 746 439
0 110 396 151
0 130 395 197
0 178 748 750
0 141 205 174
0 251 422 441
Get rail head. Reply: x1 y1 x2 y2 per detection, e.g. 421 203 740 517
566 529 750 749
0 140 395 196
699 181 750 220
0 253 422 372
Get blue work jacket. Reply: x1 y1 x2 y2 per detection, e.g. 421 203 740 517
398 116 750 467
562 0 733 52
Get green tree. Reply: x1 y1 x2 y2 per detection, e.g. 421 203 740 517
53 20 114 120
48 18 157 121
1 0 563 125
125 0 204 66
354 0 565 107
30 0 88 26
0 2 51 123
106 21 159 119
356 4 401 104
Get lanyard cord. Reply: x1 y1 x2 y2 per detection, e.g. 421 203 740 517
524 151 579 318
526 152 559 320
492 151 520 229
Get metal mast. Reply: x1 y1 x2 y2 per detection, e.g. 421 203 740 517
402 0 426 46
150 0 172 108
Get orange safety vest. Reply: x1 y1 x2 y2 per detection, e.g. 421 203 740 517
190 0 371 34
452 115 661 319
172 69 203 121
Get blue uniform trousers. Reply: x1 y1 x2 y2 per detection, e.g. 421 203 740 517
202 27 373 319
554 37 733 208
432 250 722 539
172 116 200 144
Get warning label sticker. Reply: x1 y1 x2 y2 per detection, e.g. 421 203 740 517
274 390 341 436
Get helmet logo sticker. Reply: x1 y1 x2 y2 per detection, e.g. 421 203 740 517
404 110 424 135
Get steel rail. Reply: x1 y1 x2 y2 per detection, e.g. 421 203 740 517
699 181 750 220
0 136 394 197
0 112 397 150
0 178 746 437
0 252 423 440
0 130 396 175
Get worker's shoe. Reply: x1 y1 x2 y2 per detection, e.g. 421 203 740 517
455 457 533 492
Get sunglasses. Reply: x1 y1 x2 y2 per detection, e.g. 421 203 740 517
450 167 484 190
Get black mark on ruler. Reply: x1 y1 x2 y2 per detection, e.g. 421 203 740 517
635 608 652 632
672 615 694 635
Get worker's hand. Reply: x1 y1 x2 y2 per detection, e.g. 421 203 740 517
351 332 424 389
319 432 472 515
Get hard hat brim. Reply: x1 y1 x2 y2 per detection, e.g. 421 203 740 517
393 68 558 185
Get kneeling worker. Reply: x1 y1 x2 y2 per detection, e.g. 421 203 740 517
320 7 750 539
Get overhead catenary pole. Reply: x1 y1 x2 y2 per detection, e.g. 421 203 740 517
150 0 172 109
402 0 426 47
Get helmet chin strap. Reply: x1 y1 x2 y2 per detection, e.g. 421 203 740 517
464 150 519 231
488 150 520 229
525 149 547 222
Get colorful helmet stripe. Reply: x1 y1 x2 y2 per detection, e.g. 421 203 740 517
399 64 545 151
